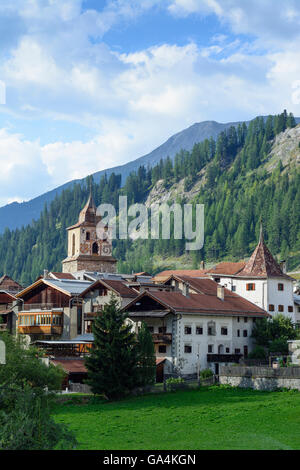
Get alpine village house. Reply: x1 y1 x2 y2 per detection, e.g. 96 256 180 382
0 193 298 385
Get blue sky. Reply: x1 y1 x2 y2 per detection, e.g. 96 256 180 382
0 0 300 206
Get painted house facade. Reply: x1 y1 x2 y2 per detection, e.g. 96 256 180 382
123 279 269 377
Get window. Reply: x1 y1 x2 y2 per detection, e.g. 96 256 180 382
207 321 216 336
237 330 240 337
208 345 213 353
159 326 167 334
244 317 248 323
221 327 228 336
246 283 255 291
298 307 300 313
278 305 284 312
278 283 284 291
184 326 192 335
158 345 166 353
269 304 275 312
235 348 241 354
231 285 236 292
237 316 240 323
226 347 230 353
92 242 99 254
244 346 248 358
86 232 90 241
148 326 154 333
196 326 203 335
72 233 76 256
215 278 220 283
243 330 248 337
288 306 294 313
184 344 192 354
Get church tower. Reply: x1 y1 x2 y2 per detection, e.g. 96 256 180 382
62 191 117 274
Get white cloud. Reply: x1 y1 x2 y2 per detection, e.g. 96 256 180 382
0 0 300 207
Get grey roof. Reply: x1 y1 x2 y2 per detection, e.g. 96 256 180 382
45 279 92 295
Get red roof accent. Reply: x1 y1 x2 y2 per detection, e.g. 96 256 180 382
51 359 87 374
156 358 166 366
125 289 269 317
238 229 289 279
50 272 76 280
154 269 209 281
207 262 246 276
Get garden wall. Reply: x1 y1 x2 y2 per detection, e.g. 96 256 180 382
219 366 300 391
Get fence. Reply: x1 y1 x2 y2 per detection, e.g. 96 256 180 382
220 365 300 378
219 365 300 391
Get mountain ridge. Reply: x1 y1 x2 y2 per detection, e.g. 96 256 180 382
1 115 299 233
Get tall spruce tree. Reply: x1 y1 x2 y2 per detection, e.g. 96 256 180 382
137 322 156 387
85 297 139 399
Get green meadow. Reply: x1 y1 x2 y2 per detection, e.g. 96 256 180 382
52 386 300 450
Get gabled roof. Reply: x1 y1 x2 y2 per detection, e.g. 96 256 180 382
16 278 92 298
80 279 137 298
123 289 269 318
207 262 246 276
238 226 291 279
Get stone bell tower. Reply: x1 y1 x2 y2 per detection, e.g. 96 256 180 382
62 191 117 274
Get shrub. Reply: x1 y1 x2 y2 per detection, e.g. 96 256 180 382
200 369 213 379
0 385 77 450
166 377 186 392
248 346 267 360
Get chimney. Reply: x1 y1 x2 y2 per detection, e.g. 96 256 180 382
182 282 189 297
43 269 49 279
217 285 225 301
279 260 287 274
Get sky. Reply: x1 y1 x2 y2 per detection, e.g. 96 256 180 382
0 0 300 207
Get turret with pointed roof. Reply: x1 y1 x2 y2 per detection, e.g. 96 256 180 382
238 222 290 279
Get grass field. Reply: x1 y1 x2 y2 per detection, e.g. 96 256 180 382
52 386 300 450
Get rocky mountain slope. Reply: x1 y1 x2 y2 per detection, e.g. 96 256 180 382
2 116 299 233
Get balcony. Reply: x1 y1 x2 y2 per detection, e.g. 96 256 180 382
152 333 172 344
18 311 63 336
207 354 242 364
18 325 63 335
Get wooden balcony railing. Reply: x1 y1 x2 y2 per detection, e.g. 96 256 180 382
152 333 172 344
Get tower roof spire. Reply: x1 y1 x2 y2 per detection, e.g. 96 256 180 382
238 218 290 279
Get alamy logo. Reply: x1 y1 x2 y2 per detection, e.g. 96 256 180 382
0 80 6 105
96 196 204 251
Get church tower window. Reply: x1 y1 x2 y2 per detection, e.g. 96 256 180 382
92 242 99 255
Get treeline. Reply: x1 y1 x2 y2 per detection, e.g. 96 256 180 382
0 111 299 285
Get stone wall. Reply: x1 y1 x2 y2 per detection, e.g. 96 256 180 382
220 365 300 391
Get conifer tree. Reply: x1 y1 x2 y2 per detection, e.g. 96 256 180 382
85 297 139 399
136 322 156 387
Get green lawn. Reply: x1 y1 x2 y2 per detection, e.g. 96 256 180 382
52 386 300 450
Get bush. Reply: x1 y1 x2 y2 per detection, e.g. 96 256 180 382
248 346 267 360
0 385 77 450
166 377 187 392
200 369 213 379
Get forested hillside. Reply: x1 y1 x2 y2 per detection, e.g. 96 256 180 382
0 111 299 286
